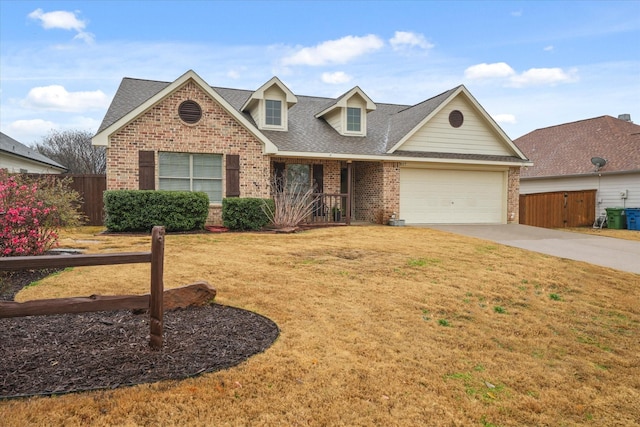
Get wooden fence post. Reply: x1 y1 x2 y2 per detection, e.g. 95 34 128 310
149 226 165 349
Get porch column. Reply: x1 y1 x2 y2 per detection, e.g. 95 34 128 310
346 161 352 225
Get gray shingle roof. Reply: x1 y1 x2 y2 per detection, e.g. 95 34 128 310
0 132 67 170
515 115 640 178
97 76 525 163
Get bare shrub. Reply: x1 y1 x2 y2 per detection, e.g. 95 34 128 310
263 174 320 229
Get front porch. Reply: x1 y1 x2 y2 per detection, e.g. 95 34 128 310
271 158 398 226
308 192 351 225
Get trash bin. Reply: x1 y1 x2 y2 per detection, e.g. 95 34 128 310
625 208 640 231
605 208 627 229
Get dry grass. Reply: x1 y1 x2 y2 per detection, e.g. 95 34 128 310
2 225 639 426
562 227 640 242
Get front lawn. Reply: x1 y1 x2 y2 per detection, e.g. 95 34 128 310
1 225 638 426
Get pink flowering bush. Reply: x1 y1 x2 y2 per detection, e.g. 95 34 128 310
0 170 60 256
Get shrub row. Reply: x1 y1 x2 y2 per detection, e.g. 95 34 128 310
222 198 274 231
104 190 209 232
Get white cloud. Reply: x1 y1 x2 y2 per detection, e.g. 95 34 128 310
28 8 94 43
389 31 434 50
493 114 517 124
508 67 578 87
321 71 352 84
511 10 523 17
24 85 109 112
8 119 57 139
282 35 384 66
465 62 578 87
464 62 516 79
544 45 554 52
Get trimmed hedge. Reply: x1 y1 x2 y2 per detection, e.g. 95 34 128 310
222 198 274 231
104 190 209 232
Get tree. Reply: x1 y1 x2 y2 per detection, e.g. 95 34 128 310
35 129 106 174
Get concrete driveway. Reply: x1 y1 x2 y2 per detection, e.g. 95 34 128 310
424 224 640 275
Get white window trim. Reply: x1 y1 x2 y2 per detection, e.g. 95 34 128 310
262 99 286 131
344 107 365 136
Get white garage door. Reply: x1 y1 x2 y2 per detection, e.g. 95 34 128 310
400 168 505 224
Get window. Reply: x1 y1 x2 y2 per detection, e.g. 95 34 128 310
286 164 310 190
158 152 222 203
347 107 361 132
265 99 282 126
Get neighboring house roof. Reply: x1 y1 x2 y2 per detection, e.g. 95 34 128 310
515 115 640 179
95 70 529 165
0 132 67 171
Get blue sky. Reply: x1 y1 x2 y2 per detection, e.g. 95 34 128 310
1 0 639 145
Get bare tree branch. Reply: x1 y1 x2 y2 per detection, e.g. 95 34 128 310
35 130 106 174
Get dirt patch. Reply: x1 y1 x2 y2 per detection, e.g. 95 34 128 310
0 272 279 399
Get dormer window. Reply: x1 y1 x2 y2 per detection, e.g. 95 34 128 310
347 107 362 132
241 77 298 132
265 99 282 126
315 86 375 137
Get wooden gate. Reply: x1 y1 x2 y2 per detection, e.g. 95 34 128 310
519 190 596 228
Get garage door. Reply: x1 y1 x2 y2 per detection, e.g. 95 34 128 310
400 168 505 224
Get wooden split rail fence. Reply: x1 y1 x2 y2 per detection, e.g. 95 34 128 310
0 226 166 348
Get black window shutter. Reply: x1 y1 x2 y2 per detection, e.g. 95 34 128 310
139 151 155 190
226 154 240 197
273 162 285 192
313 164 323 192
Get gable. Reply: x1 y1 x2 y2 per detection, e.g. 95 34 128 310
93 70 277 154
398 96 514 156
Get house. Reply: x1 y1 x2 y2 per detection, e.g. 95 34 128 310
0 132 67 174
515 115 640 227
92 70 530 226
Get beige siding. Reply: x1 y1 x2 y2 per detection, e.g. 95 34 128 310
400 96 512 155
0 154 64 174
521 172 640 216
325 109 342 134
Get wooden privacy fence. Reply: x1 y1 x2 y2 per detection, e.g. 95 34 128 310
25 173 106 226
64 174 106 226
519 190 596 229
0 226 166 348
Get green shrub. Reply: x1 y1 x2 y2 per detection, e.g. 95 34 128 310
104 190 209 232
222 198 274 231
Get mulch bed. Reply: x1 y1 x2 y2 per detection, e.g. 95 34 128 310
0 270 279 399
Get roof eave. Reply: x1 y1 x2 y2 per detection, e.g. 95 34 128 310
273 150 532 166
1 150 68 172
521 169 640 180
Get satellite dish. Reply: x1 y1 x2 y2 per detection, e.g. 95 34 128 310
591 157 607 171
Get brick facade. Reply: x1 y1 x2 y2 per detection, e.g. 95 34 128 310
507 167 520 223
105 79 523 226
106 81 270 224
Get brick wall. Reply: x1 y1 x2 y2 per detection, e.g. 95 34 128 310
354 162 383 223
507 167 520 223
382 162 401 223
106 80 271 225
352 161 399 224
